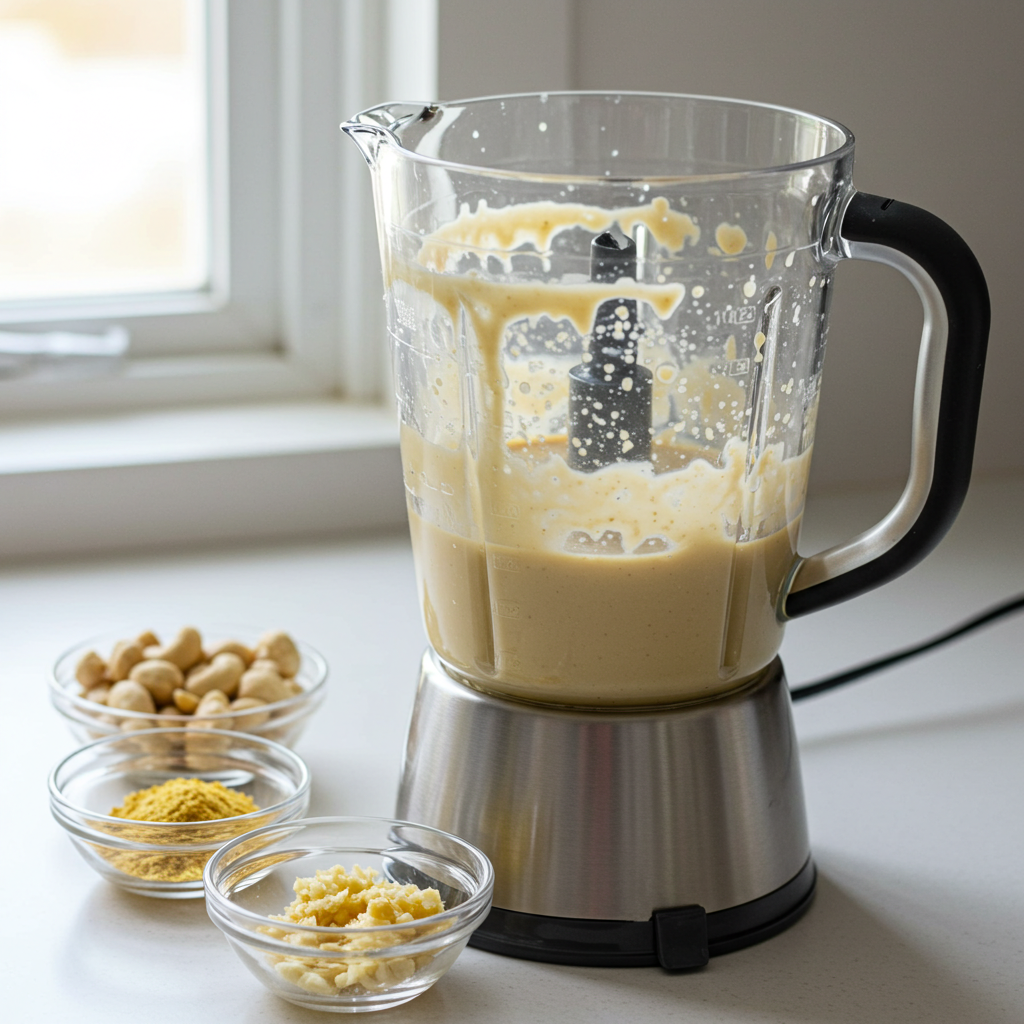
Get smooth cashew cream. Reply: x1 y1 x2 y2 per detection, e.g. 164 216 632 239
386 197 811 707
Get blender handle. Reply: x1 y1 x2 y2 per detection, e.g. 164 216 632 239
781 191 990 619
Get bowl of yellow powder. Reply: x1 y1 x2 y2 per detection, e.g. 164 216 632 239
204 817 494 1013
49 728 311 898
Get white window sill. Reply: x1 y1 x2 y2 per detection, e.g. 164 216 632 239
0 400 405 560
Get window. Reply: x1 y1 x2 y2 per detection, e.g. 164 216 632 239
0 0 210 304
0 0 415 417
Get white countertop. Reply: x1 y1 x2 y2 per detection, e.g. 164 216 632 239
3 473 1022 1024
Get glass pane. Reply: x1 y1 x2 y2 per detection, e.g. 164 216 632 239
0 0 208 302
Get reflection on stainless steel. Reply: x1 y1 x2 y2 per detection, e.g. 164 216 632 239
397 652 809 921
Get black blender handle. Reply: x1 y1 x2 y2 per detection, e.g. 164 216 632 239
783 192 990 619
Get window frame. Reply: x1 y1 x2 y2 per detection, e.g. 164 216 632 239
0 0 419 419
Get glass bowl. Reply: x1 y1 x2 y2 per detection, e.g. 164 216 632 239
49 729 311 898
204 817 494 1013
49 626 328 748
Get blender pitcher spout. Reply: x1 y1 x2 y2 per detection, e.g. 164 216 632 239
341 101 438 165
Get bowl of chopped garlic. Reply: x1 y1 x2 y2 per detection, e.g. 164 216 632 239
49 625 328 749
204 817 495 1013
49 728 311 898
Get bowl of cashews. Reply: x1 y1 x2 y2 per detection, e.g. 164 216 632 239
49 625 328 748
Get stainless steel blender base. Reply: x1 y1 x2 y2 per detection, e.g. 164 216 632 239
397 652 814 968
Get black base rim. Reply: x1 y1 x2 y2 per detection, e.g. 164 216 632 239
469 857 816 968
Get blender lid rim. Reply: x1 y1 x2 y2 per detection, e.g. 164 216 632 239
351 89 856 186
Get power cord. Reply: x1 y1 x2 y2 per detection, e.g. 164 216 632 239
789 592 1024 702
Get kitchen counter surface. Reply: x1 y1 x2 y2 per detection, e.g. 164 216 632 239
3 473 1022 1024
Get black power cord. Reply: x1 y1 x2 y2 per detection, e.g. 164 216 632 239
789 592 1024 702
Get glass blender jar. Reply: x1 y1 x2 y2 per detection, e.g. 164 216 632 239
343 93 988 967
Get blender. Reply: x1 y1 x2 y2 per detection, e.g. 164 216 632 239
342 93 989 968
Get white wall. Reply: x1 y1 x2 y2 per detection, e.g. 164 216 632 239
438 0 1022 492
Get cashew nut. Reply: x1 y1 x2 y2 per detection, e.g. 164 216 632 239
146 627 204 671
107 679 157 714
190 691 232 743
172 688 200 713
194 689 230 717
255 631 300 677
229 696 271 731
136 630 160 648
85 683 111 704
106 640 144 682
120 716 158 733
248 658 282 675
75 651 107 689
238 664 291 704
129 659 184 705
185 652 246 698
206 639 255 666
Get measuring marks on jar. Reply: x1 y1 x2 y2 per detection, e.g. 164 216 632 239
487 547 523 675
744 286 782 480
720 284 782 676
